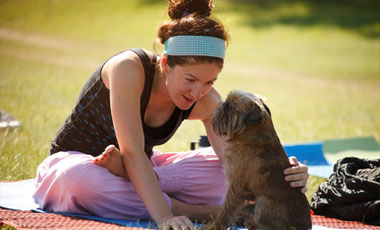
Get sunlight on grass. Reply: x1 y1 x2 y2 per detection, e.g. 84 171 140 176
0 224 16 230
0 55 87 179
306 176 326 202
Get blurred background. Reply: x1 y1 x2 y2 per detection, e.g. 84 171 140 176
0 0 379 200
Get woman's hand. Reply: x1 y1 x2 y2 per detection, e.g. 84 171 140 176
284 156 309 193
159 215 195 230
171 198 219 222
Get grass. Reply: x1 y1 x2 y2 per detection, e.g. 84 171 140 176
0 224 16 230
0 0 379 203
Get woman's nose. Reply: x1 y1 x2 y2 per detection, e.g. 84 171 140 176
190 85 204 100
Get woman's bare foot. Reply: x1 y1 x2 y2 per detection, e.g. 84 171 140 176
93 145 130 181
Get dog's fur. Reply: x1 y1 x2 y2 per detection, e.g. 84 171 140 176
211 90 312 230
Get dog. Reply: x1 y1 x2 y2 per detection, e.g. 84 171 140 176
211 90 312 230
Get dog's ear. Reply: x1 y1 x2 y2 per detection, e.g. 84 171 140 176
260 98 271 117
244 102 264 125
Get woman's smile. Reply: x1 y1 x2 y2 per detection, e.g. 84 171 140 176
182 94 195 105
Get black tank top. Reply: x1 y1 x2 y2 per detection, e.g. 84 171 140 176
50 48 195 158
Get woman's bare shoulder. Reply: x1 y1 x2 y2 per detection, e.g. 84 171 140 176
101 50 145 89
101 49 157 89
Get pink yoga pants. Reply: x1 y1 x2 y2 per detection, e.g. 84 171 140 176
33 147 227 220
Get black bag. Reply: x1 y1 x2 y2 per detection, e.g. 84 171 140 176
311 157 380 225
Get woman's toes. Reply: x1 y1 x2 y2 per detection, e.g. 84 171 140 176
103 152 112 161
94 151 109 164
105 144 116 153
93 156 101 163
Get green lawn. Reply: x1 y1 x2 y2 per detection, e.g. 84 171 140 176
0 0 379 201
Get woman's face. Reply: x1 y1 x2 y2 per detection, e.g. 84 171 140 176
163 61 221 110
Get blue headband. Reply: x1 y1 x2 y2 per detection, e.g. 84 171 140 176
164 35 226 59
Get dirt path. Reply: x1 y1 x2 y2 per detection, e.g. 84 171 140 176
223 61 379 91
0 27 105 70
0 27 378 91
0 27 83 50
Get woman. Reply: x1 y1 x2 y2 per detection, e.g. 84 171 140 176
33 0 309 229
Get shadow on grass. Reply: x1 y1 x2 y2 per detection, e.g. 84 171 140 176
222 0 380 38
142 0 379 38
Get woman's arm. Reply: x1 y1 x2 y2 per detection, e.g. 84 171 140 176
187 88 227 162
103 51 192 228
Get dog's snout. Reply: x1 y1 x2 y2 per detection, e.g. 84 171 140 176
223 102 231 114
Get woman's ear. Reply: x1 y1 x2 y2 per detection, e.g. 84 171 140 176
160 54 168 72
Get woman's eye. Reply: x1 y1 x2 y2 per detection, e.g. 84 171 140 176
186 78 195 83
207 81 215 85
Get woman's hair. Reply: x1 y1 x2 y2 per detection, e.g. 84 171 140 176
157 0 229 69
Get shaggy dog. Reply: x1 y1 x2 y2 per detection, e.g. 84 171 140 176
211 90 312 230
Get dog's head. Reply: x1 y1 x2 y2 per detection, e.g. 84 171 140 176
212 90 271 138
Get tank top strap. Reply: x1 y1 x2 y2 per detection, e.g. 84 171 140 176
129 48 157 119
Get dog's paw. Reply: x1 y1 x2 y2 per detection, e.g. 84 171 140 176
235 203 256 228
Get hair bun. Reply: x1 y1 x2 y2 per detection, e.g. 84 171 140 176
168 0 214 20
